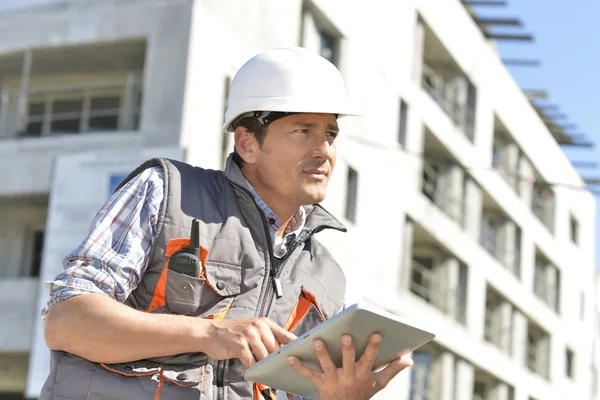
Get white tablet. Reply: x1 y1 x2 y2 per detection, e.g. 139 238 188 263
243 303 436 398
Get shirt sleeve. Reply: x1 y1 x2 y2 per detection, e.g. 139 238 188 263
41 165 165 317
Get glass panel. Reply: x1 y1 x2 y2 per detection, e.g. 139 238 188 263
50 119 80 134
28 102 45 116
88 116 119 132
52 99 83 114
90 96 120 111
30 230 44 277
23 122 43 136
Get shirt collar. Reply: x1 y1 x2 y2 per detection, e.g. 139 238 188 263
244 179 306 244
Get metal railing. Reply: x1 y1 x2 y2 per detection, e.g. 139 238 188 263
421 63 475 140
422 159 465 227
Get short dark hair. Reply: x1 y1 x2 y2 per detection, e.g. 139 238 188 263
231 116 268 168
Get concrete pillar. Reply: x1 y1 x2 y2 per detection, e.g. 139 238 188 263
498 221 517 276
0 85 9 138
439 165 465 226
498 302 513 354
517 154 534 205
401 218 415 293
512 311 528 366
489 382 510 400
444 257 461 320
454 358 474 400
411 17 424 84
498 142 519 190
430 352 455 400
17 50 32 134
464 178 483 242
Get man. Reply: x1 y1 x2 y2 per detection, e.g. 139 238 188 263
40 47 412 400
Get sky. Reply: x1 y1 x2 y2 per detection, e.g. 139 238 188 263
475 0 600 265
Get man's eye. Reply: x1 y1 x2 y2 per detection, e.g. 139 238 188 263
327 132 338 138
295 129 309 134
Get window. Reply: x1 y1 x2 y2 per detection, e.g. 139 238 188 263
409 351 431 400
398 98 408 146
456 264 468 325
345 166 358 223
481 215 501 255
319 29 339 66
23 91 127 137
473 381 486 400
566 348 575 378
532 184 555 232
570 215 579 245
484 287 513 354
29 230 44 277
534 255 561 313
22 228 45 277
526 322 550 378
491 140 500 168
301 3 342 67
411 257 434 302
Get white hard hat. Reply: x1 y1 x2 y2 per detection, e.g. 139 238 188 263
223 46 357 132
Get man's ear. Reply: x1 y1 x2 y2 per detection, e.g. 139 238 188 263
234 126 259 165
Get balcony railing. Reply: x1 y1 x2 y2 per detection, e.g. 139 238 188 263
422 63 475 140
422 159 465 226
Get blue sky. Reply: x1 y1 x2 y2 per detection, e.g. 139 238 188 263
476 0 600 265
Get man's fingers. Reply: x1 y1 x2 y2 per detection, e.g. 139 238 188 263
375 355 414 388
248 338 270 361
341 334 356 379
239 347 256 369
287 356 321 382
313 339 338 378
357 333 382 372
267 319 297 345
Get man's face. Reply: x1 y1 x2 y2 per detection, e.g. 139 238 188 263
245 113 339 209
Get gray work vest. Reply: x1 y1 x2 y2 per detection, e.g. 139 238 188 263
41 155 347 400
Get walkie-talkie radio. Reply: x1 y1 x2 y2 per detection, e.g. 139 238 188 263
167 219 201 277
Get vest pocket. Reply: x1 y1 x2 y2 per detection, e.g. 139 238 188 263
87 361 163 400
163 260 242 317
284 288 327 337
165 269 206 315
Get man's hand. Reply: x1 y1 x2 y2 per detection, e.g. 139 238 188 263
201 317 297 368
286 333 413 400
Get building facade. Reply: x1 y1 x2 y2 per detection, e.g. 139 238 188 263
0 1 596 399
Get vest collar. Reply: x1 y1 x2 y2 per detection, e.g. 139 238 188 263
223 154 347 234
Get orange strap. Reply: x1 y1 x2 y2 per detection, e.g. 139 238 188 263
154 365 165 400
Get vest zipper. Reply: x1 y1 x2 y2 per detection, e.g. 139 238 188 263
217 181 275 400
219 179 344 399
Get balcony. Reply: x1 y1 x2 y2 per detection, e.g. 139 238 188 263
0 39 145 141
407 220 468 325
481 192 522 278
422 64 476 140
420 19 477 141
421 127 466 227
